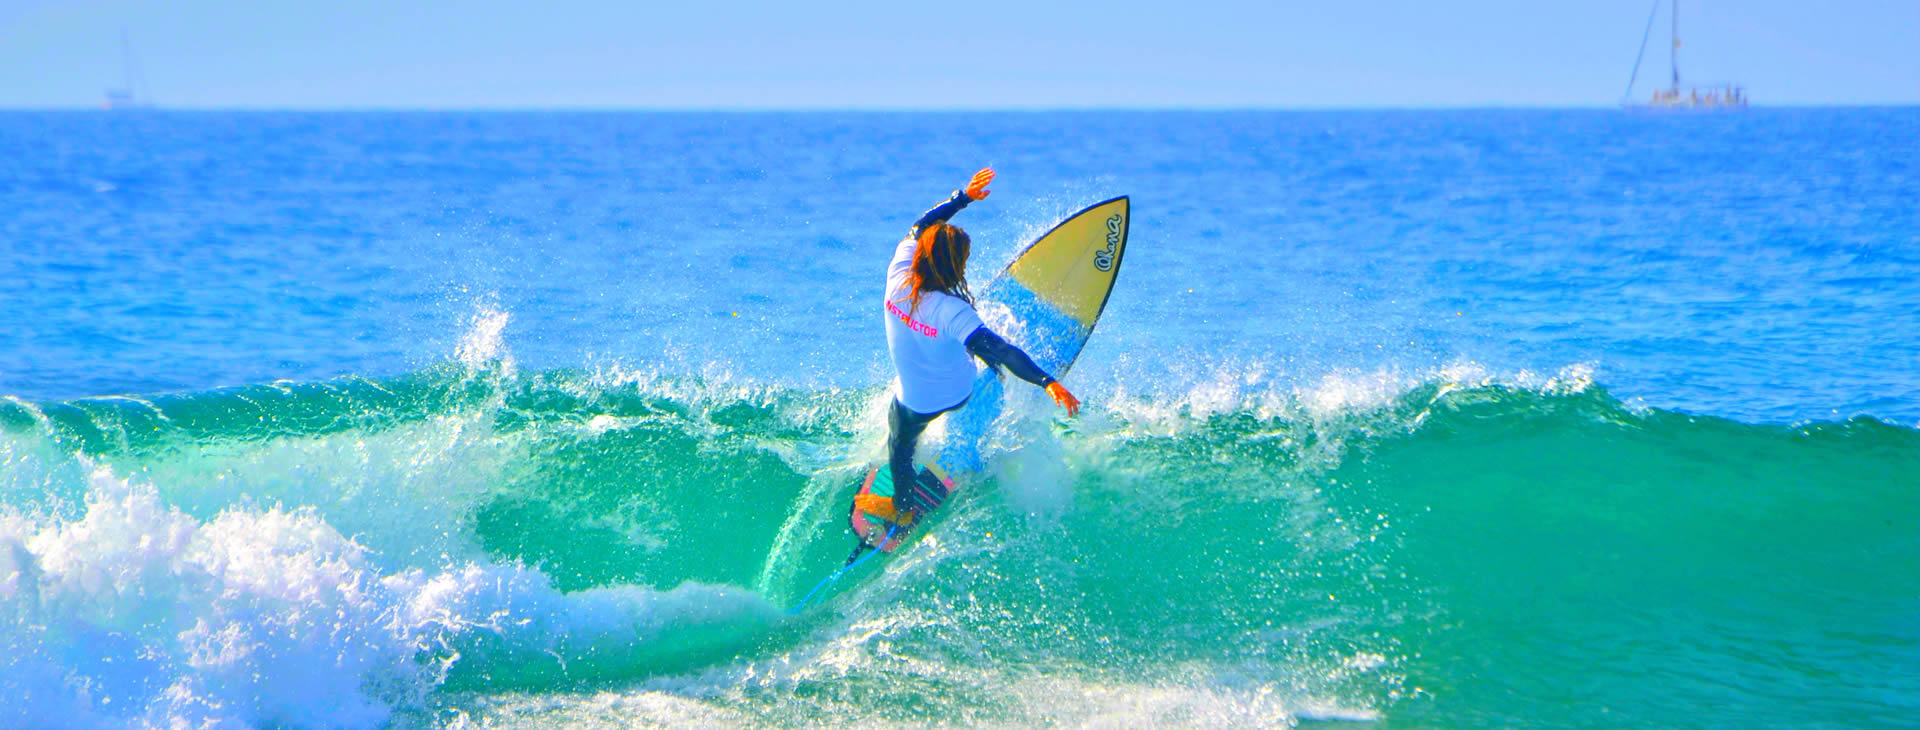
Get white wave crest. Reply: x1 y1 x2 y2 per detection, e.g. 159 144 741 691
0 468 777 729
455 304 514 370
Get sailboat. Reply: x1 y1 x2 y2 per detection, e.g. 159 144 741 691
1622 0 1746 109
104 29 153 110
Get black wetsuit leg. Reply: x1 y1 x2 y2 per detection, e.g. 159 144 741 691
887 397 965 512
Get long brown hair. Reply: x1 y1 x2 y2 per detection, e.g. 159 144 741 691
903 222 971 318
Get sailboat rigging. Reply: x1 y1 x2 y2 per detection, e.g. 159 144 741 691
104 29 153 110
1623 0 1746 109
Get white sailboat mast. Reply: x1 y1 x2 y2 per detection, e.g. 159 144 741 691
1670 0 1681 91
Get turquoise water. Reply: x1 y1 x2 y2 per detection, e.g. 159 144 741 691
2 109 1916 727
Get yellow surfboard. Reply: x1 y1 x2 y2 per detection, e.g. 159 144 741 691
995 196 1130 374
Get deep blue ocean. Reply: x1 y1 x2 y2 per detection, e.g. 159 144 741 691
1 109 1916 728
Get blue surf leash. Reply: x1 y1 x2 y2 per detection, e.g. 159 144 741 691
786 524 898 615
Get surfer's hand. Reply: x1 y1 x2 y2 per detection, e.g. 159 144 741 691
1046 382 1080 417
963 167 994 200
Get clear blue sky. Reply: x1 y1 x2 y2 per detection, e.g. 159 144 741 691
2 0 1914 108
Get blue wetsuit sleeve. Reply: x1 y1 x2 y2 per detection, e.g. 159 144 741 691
911 190 974 232
965 327 1056 388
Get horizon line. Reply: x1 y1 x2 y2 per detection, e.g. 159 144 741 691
4 102 1916 113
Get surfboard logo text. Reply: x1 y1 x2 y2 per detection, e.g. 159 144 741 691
1093 214 1121 272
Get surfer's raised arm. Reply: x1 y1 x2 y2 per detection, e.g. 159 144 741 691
910 168 994 233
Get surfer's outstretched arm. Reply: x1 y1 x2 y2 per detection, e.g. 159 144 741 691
965 327 1081 416
910 168 994 232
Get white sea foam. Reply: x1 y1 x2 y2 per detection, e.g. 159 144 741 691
1 470 427 728
455 304 514 371
452 647 1385 729
0 467 778 729
1098 358 1603 438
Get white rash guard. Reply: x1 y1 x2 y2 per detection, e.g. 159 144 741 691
884 235 985 414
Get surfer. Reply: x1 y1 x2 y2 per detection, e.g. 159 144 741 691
877 167 1080 521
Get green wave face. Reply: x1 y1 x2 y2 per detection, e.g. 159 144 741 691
2 369 1915 727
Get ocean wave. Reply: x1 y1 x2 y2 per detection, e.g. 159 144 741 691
1 365 1914 727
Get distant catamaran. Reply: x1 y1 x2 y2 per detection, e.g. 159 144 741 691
1623 0 1746 109
104 29 153 110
